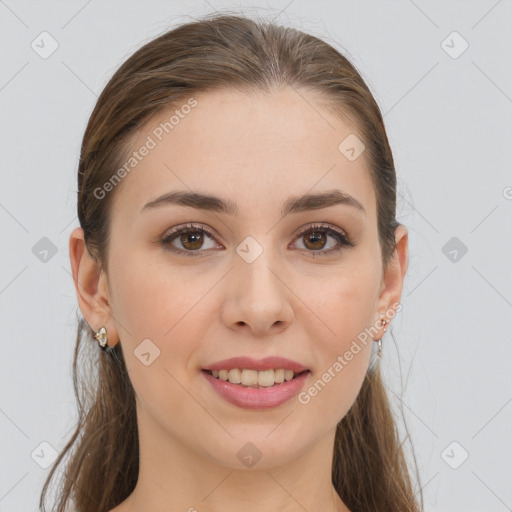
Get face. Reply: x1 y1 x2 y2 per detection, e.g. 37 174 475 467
75 87 405 471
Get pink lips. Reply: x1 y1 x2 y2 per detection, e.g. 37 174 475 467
202 369 310 409
204 356 309 373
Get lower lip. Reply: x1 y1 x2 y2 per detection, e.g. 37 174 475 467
202 370 310 410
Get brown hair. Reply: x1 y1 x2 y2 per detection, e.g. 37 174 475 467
40 12 423 512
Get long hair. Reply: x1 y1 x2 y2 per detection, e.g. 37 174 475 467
40 12 423 512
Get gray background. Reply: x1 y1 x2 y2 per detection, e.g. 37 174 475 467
1 0 511 510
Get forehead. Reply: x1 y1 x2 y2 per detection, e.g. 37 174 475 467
109 87 375 224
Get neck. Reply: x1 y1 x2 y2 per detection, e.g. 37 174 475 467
118 410 350 512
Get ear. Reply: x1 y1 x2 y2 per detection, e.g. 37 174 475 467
375 224 408 328
68 227 119 347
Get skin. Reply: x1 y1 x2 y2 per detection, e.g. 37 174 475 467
69 86 408 512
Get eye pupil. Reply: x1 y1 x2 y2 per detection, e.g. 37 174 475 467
181 231 203 250
304 231 326 250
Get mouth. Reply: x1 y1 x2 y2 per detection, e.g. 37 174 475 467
201 368 310 389
201 367 311 409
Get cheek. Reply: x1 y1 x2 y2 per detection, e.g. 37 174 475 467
305 261 380 347
110 250 215 342
297 266 378 416
108 256 224 406
109 259 213 417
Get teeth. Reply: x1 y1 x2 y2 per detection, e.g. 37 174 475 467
241 369 258 386
257 370 274 387
228 368 241 383
274 369 285 383
209 368 301 387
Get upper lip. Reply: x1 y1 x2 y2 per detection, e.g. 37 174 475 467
204 356 309 373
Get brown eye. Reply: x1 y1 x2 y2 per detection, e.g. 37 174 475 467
160 222 356 258
160 223 219 256
179 230 204 250
302 230 327 250
293 224 356 257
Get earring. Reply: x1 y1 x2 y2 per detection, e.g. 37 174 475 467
94 326 108 350
375 316 388 358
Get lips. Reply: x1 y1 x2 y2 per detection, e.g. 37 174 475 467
203 356 309 373
202 368 310 409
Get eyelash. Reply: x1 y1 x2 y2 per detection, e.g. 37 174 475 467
159 222 356 258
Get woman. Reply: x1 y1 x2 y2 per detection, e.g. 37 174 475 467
40 12 422 512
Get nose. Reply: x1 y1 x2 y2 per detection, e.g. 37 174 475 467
221 239 294 336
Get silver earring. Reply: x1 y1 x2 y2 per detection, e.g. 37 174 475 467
375 317 388 358
94 326 108 350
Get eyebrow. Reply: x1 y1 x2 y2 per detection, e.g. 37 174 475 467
140 189 366 217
